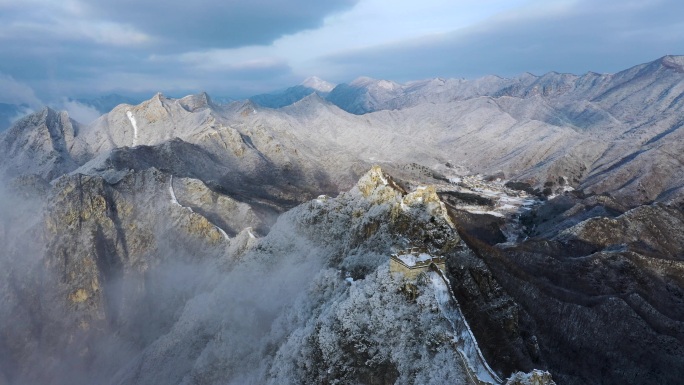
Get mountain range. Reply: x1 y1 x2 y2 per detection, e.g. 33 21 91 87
1 56 683 385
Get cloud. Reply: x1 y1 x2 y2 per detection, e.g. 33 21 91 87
9 106 35 124
0 0 358 99
77 0 359 51
0 72 100 124
0 0 358 51
0 73 42 107
1 0 683 100
56 99 102 124
318 0 684 81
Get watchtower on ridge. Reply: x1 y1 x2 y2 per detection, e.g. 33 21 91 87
390 247 446 280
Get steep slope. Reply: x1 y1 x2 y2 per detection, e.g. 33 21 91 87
450 198 684 385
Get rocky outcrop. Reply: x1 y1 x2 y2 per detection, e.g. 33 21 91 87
506 370 556 385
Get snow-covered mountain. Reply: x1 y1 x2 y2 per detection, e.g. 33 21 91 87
243 56 684 206
1 56 684 385
249 76 337 109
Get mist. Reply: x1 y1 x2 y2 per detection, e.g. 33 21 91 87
55 99 102 125
0 180 48 384
0 171 330 385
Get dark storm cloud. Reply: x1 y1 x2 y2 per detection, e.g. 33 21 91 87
79 0 359 51
322 0 684 81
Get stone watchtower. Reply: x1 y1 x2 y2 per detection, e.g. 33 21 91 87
390 248 446 279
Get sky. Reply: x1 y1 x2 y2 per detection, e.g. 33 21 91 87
1 0 683 107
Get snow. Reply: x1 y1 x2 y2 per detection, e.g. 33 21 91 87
498 196 524 204
125 110 138 146
466 209 505 218
168 176 182 207
247 227 256 239
440 174 543 225
505 370 555 385
377 80 397 90
397 252 433 267
216 226 230 240
301 76 335 92
547 185 575 200
378 173 388 186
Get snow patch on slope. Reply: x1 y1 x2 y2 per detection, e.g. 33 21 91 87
169 175 181 207
126 110 138 146
216 226 230 241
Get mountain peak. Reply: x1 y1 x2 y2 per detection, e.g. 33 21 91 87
237 100 259 116
349 76 401 91
301 76 335 92
35 106 72 126
178 92 214 112
349 76 377 86
1 105 78 179
354 166 406 200
660 55 684 73
287 92 329 109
